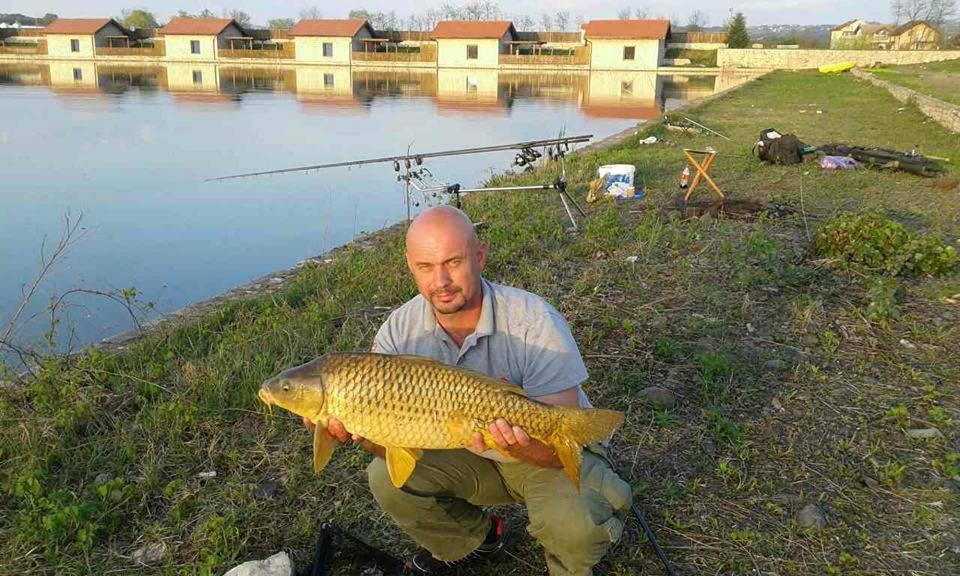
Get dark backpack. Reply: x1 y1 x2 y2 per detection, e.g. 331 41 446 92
755 128 804 165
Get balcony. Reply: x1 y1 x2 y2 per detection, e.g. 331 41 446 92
353 44 437 64
500 46 590 66
0 40 47 55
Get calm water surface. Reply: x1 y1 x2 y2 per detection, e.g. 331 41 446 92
0 62 754 353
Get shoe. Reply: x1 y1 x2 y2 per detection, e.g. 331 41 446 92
402 515 507 574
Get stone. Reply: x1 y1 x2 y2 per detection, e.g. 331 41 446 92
197 471 217 480
253 480 279 501
223 552 294 576
637 387 677 410
764 359 786 371
905 428 944 439
360 568 385 576
796 503 826 529
131 542 167 565
94 472 113 486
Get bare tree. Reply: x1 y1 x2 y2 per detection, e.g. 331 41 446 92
892 0 930 22
635 7 649 18
618 8 633 19
540 13 554 31
926 0 957 27
299 6 323 19
422 8 442 30
514 14 535 31
686 9 707 31
554 10 570 31
574 13 586 29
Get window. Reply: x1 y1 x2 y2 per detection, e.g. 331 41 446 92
72 68 82 81
192 70 203 84
191 40 201 54
323 73 334 87
466 76 478 92
623 46 635 60
322 42 334 57
621 80 633 96
466 44 478 60
70 39 80 52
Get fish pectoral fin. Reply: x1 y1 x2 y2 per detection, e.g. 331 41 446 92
479 427 516 460
313 426 337 474
552 435 583 492
384 446 421 488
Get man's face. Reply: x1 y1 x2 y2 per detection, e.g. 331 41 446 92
405 227 487 316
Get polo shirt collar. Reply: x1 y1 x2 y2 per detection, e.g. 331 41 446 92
421 278 496 339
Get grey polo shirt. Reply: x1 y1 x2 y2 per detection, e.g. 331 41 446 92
373 278 592 408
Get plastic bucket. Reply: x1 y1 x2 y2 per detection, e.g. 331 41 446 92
598 164 640 199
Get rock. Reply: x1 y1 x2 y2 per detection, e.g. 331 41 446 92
905 428 944 439
861 476 880 490
253 480 279 501
361 568 385 576
197 471 217 480
94 472 113 486
223 552 294 576
899 339 916 349
801 334 818 347
131 542 167 565
637 387 677 410
796 504 826 529
764 359 786 371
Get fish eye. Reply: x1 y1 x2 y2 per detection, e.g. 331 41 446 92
282 384 290 392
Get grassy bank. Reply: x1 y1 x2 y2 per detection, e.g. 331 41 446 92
869 59 960 105
663 48 718 67
2 70 959 576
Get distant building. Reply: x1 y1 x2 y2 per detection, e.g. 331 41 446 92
432 20 517 68
42 18 129 58
288 19 375 65
890 21 940 50
831 18 940 50
161 18 246 60
581 20 670 70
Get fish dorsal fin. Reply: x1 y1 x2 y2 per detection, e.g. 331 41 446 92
385 446 422 488
313 427 337 474
392 354 528 397
394 354 443 365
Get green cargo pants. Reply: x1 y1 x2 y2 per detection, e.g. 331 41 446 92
367 448 633 576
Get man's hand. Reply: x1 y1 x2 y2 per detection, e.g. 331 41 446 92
302 416 385 459
469 418 562 468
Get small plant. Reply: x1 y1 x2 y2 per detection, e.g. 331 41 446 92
814 211 958 276
885 404 910 426
865 277 899 323
933 452 960 479
706 408 744 447
696 352 731 402
653 409 679 427
653 338 678 361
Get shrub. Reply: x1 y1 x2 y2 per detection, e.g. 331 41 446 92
814 212 958 276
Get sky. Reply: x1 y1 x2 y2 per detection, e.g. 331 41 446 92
0 0 892 27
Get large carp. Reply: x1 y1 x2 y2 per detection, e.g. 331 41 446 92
258 352 623 490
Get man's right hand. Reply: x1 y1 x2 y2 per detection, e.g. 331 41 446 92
302 416 385 458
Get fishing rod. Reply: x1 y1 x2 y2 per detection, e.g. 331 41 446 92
204 135 593 183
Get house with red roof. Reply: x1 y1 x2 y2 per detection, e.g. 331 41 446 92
433 20 517 68
42 18 129 58
289 19 376 64
160 18 246 60
581 20 670 70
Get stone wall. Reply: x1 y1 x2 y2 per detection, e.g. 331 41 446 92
719 48 960 70
851 68 960 133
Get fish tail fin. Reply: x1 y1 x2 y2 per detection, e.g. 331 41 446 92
551 408 624 491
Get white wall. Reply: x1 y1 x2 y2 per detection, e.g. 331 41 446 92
294 37 354 65
437 38 501 68
589 38 662 70
46 35 95 58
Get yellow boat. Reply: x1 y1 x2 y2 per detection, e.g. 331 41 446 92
819 62 855 74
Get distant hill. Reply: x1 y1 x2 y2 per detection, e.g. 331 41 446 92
0 13 58 26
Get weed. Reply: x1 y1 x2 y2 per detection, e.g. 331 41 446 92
696 352 731 403
706 408 745 448
865 277 899 323
653 338 678 361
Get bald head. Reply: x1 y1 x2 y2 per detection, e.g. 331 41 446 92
404 206 487 317
405 206 478 250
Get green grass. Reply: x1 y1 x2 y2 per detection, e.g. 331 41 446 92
2 70 960 575
869 58 960 105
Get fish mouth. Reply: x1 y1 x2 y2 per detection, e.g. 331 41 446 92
258 388 274 406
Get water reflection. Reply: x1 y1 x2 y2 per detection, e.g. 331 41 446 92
1 62 758 119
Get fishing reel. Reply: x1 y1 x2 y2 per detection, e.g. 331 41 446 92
513 147 542 167
546 141 570 162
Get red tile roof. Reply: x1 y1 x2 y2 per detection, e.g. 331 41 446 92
162 18 238 36
43 18 122 35
289 19 372 37
432 20 515 40
581 20 671 40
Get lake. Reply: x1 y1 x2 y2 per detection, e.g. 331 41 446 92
0 62 755 356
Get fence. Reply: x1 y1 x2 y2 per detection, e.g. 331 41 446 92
0 41 47 55
501 46 590 66
352 44 436 63
96 45 165 57
220 44 295 60
669 32 727 44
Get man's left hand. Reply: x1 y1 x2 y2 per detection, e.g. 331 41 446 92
470 418 562 468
